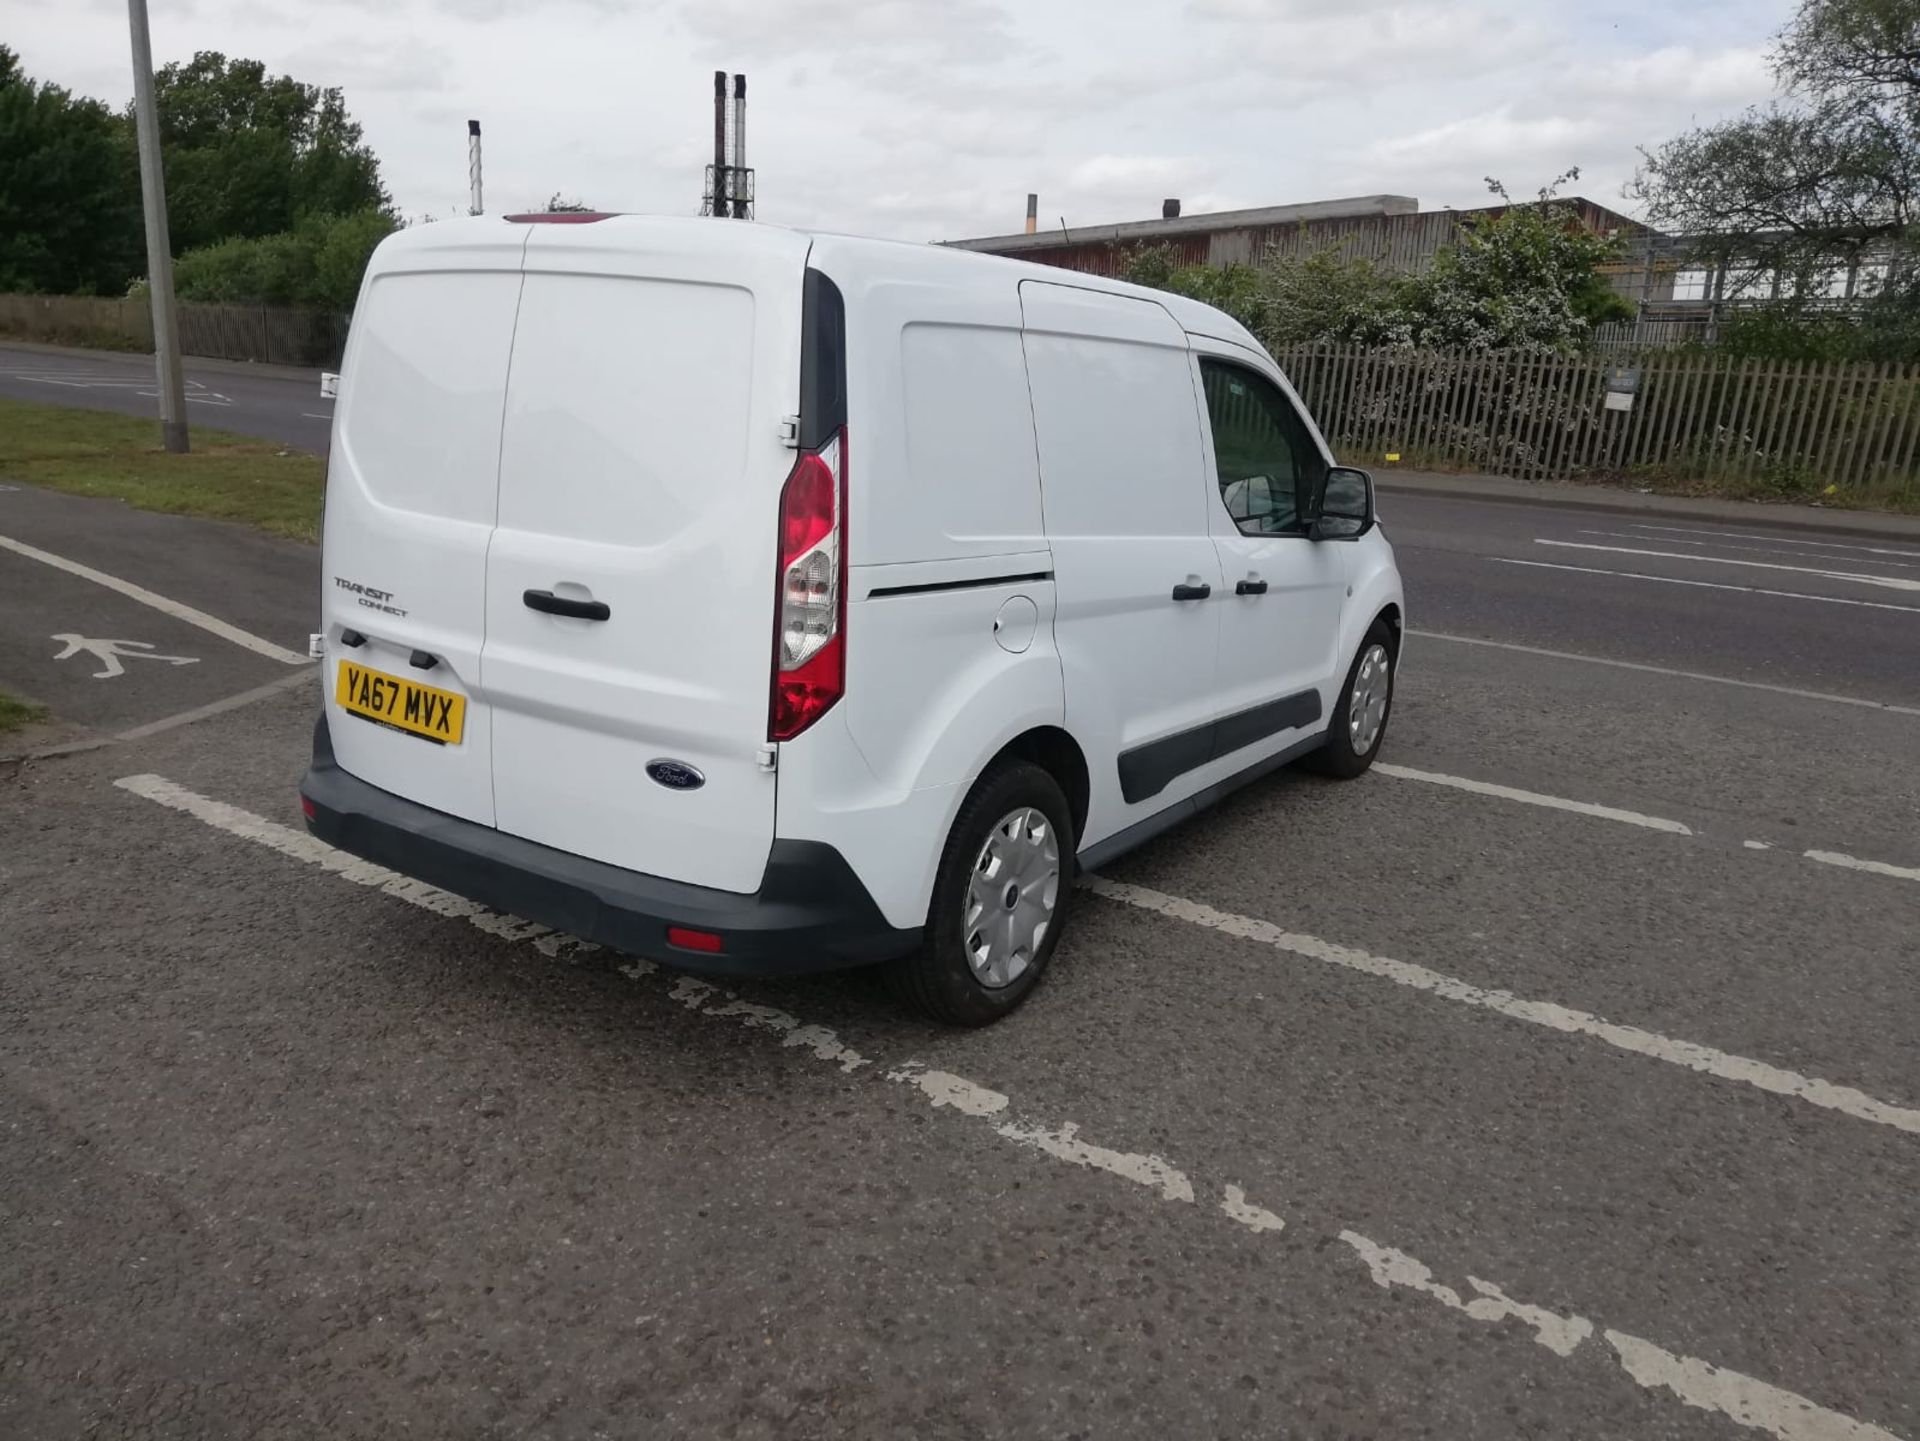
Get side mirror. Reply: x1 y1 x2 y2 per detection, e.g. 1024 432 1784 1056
1310 466 1374 541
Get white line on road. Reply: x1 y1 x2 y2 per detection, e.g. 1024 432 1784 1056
1490 557 1920 614
1629 522 1920 562
1577 528 1920 571
0 533 308 664
1803 849 1920 884
300 412 333 420
1408 631 1920 717
1344 1233 1901 1440
114 771 1909 1441
1373 762 1694 834
1538 539 1920 592
1082 875 1920 1136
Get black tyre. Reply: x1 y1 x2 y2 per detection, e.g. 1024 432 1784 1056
1308 620 1396 779
888 759 1074 1027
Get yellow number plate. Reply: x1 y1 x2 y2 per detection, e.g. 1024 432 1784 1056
335 660 466 745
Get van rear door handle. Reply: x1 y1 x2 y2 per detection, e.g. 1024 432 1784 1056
523 589 611 621
1170 582 1211 601
1235 579 1268 596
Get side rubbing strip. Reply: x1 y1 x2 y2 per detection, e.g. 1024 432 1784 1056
1116 688 1324 804
866 571 1053 600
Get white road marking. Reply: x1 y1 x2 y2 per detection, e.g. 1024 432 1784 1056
1803 849 1920 884
50 633 199 680
1344 1232 1899 1440
1578 528 1920 571
1605 1330 1899 1441
1221 1184 1286 1233
114 771 1907 1441
1537 539 1920 593
1082 876 1920 1136
1745 840 1773 851
1409 630 1920 718
1341 1231 1594 1356
0 534 309 664
1374 762 1693 834
997 1120 1195 1202
301 412 333 420
1490 557 1920 614
1629 522 1920 562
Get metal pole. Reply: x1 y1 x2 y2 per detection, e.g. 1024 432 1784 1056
468 119 483 215
712 71 728 219
127 0 187 453
731 74 747 219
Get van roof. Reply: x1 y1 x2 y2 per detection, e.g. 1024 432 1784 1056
367 214 1267 357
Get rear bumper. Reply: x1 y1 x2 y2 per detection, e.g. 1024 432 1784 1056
299 715 920 976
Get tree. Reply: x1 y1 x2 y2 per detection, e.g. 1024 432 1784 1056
542 193 597 213
0 46 142 294
150 52 390 253
172 209 399 310
1122 173 1628 354
1631 0 1920 267
1394 176 1633 351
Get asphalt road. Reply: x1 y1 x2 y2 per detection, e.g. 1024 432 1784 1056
2 465 1917 1437
0 342 334 453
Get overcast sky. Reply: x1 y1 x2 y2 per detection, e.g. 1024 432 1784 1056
19 0 1794 240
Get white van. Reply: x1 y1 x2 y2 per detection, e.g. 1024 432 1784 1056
300 214 1404 1025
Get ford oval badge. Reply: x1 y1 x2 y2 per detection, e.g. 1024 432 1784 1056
646 759 705 791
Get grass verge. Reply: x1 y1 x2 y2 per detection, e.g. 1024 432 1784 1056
0 397 324 542
0 689 48 737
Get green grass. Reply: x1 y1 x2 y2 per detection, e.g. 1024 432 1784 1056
0 689 48 737
0 397 325 542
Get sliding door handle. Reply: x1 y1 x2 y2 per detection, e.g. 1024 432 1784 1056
1170 582 1212 602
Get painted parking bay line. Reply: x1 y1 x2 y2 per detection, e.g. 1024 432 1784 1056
1082 875 1920 1137
1374 762 1920 887
0 533 308 665
1373 762 1693 834
112 772 1908 1441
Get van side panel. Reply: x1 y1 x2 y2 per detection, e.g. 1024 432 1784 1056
1017 280 1225 850
321 257 526 828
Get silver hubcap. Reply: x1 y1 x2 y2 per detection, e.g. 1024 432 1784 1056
1348 643 1392 754
964 806 1060 989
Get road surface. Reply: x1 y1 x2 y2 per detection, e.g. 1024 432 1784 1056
0 341 333 453
1 413 1916 1438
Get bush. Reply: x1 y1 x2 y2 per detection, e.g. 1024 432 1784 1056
172 209 397 310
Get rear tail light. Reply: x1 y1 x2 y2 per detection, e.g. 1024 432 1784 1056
770 429 847 741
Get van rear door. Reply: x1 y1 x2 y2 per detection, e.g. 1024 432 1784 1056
320 228 528 827
482 218 812 894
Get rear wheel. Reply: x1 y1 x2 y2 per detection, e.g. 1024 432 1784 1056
888 760 1073 1026
1309 621 1396 779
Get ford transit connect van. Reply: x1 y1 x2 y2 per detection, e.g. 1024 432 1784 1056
300 214 1404 1025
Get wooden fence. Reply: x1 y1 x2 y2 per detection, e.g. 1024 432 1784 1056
1273 343 1920 496
0 293 350 368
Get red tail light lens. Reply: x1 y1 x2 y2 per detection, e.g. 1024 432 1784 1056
666 926 725 953
770 430 846 742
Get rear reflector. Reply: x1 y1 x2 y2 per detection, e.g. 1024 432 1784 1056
666 926 725 953
300 795 317 821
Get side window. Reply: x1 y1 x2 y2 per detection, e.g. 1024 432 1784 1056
1199 359 1325 536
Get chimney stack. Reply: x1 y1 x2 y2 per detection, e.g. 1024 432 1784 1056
1025 193 1038 235
732 74 748 219
1162 198 1180 220
467 120 483 215
711 71 728 219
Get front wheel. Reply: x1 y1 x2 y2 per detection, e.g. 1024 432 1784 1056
1309 622 1396 779
887 760 1073 1026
